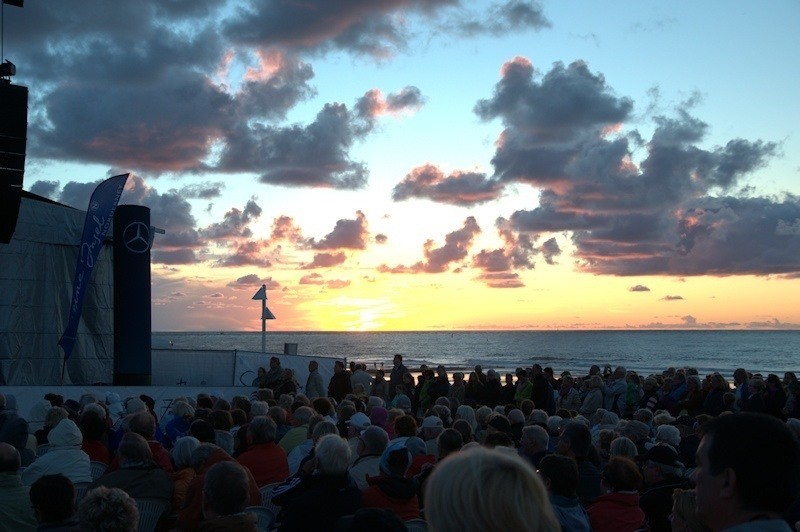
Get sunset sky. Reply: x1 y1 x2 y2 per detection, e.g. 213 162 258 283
7 1 800 331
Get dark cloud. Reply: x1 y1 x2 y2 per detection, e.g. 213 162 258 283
216 241 272 268
475 57 790 276
392 164 503 206
476 272 525 289
202 200 262 240
628 285 651 292
379 217 480 274
227 274 280 291
456 1 550 37
661 295 684 301
270 216 305 243
222 1 454 57
151 249 198 265
326 279 351 289
308 211 369 250
178 182 225 200
28 180 60 199
355 87 425 121
299 273 325 285
302 252 347 269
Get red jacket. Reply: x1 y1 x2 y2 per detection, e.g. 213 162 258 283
405 454 436 478
587 491 647 532
236 442 289 487
107 440 173 473
362 475 420 521
176 448 262 531
82 439 110 464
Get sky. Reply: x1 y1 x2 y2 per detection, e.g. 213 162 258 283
5 1 800 332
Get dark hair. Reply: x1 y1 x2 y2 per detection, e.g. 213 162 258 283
437 428 464 456
30 474 75 522
312 397 334 417
484 432 514 448
394 415 417 438
230 409 247 427
561 421 592 458
197 397 213 409
602 456 642 491
79 410 107 441
204 461 250 515
190 419 216 443
207 410 233 431
451 420 473 444
700 413 800 514
538 455 578 497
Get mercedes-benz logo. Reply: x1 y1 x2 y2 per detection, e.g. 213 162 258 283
123 222 151 254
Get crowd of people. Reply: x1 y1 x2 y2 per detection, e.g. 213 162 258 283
1 354 800 531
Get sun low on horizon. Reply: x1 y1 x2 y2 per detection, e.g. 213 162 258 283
6 1 800 333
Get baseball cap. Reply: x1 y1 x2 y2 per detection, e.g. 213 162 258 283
421 416 443 429
348 412 372 430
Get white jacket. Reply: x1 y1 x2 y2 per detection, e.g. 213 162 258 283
22 419 91 486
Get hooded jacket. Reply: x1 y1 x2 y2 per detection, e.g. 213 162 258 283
588 491 647 532
176 448 261 531
21 419 91 486
362 474 420 521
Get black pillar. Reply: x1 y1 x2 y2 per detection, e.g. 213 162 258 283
113 205 152 385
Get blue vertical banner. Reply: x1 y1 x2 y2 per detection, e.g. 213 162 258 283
58 173 129 362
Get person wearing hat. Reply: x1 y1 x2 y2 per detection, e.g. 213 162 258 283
420 416 444 456
22 419 92 486
347 412 372 464
639 443 689 532
362 440 421 521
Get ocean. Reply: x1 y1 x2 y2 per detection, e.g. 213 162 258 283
153 330 800 377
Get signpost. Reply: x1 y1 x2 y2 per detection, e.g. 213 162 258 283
251 284 275 353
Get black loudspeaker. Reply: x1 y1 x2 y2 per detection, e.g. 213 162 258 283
0 83 28 244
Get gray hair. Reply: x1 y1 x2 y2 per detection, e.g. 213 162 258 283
78 486 138 532
609 437 638 459
655 425 681 447
118 432 152 463
172 400 195 419
292 406 315 425
190 443 220 468
546 416 562 434
81 402 107 420
367 396 384 409
456 405 477 432
528 410 549 425
203 461 250 516
248 416 277 444
312 420 339 442
622 420 650 442
633 408 654 425
360 426 389 454
171 436 200 470
249 401 269 418
315 434 351 475
522 425 549 449
268 406 287 425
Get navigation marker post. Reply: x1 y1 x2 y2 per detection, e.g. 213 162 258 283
252 284 276 353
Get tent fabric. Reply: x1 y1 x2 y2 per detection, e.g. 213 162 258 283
0 194 114 385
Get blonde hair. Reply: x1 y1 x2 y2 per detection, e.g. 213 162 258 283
672 488 710 531
425 447 560 532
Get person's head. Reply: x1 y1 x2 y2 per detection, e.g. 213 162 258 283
334 360 345 373
358 426 389 456
421 415 444 441
538 454 578 498
695 413 800 530
30 474 75 524
291 406 315 427
602 456 643 492
425 446 560 532
78 486 138 532
202 461 250 518
247 416 277 445
379 440 412 477
269 356 280 369
308 360 318 372
45 406 69 428
315 434 351 475
670 488 710 532
117 432 153 464
557 420 592 459
207 410 233 432
437 428 463 459
79 409 107 442
394 415 418 438
609 437 637 459
393 354 402 367
128 410 156 439
520 425 549 456
643 443 683 485
171 436 200 470
0 442 20 472
451 419 474 445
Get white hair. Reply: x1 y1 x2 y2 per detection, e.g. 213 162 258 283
249 401 268 418
655 424 681 447
456 405 477 432
315 434 351 475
